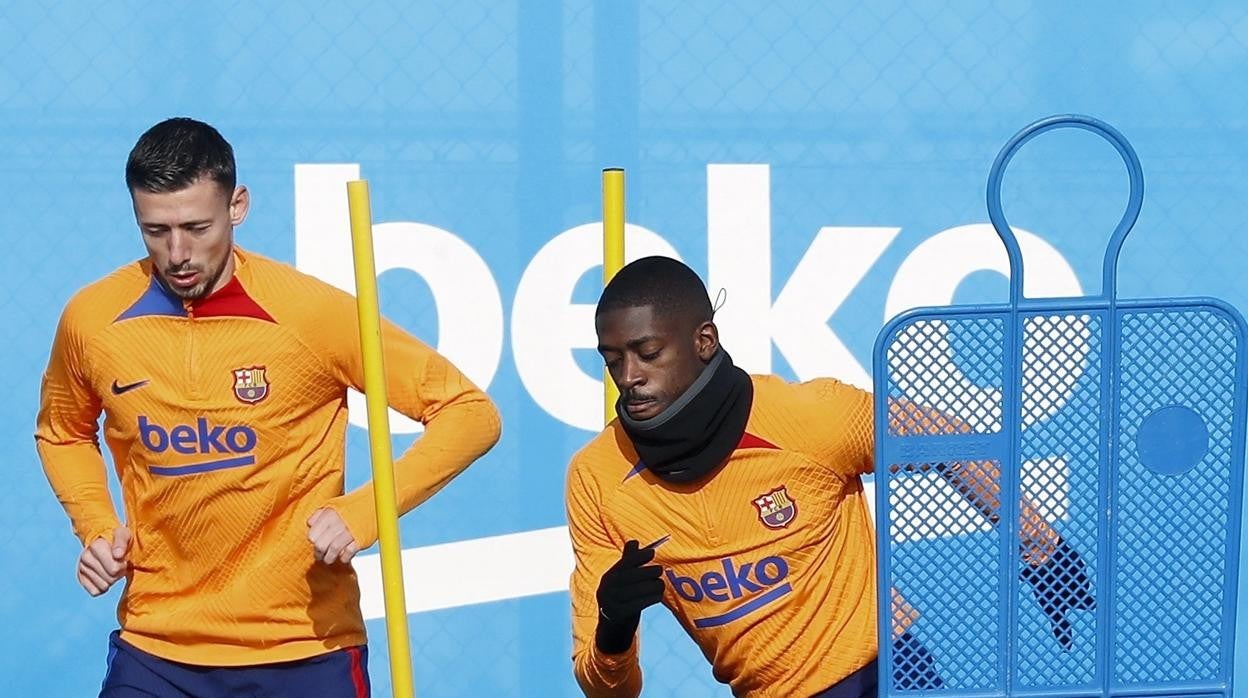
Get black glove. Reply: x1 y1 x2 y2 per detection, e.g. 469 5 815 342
595 540 665 655
1019 537 1096 650
892 631 944 690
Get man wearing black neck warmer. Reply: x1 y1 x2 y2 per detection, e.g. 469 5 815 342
566 257 1093 697
566 256 943 698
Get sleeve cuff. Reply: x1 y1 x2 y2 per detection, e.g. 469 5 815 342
324 490 379 549
591 637 639 672
75 518 122 548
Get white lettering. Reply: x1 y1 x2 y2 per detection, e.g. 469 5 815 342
708 164 900 388
294 164 503 433
511 223 681 432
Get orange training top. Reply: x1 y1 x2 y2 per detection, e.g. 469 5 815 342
36 247 500 666
567 375 877 697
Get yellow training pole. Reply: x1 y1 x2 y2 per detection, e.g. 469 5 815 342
346 180 416 698
603 168 626 425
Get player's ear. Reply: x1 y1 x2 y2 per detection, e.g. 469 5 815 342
229 185 250 226
694 321 719 361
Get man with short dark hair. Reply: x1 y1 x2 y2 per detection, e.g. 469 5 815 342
36 117 501 697
566 256 1092 697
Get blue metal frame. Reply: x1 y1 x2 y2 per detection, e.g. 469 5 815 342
874 115 1248 697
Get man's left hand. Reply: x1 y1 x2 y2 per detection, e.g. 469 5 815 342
307 508 360 564
1020 537 1096 650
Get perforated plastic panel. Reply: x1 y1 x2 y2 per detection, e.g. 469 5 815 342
874 116 1248 697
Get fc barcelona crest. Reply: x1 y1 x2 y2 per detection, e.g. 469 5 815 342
232 366 269 404
753 486 797 529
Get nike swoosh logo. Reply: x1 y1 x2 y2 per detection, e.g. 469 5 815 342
111 379 150 395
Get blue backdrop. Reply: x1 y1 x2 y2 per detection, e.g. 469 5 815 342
2 2 1247 695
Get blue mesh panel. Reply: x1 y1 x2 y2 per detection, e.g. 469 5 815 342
874 115 1247 698
1113 307 1240 687
1015 313 1103 689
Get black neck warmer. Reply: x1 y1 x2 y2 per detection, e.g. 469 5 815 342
616 349 754 484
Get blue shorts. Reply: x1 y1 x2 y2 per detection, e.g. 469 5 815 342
100 631 370 698
811 631 945 698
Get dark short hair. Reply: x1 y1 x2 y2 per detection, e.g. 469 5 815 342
596 256 713 326
125 117 236 194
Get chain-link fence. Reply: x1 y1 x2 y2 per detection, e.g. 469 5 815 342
3 2 1248 696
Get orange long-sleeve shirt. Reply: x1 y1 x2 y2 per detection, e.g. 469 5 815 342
35 247 500 666
567 375 878 697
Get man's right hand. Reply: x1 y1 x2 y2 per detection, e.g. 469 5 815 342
595 540 665 654
78 527 131 597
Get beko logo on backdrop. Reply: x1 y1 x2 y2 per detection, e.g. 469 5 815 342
294 164 1084 434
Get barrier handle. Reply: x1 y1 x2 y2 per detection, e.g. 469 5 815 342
986 114 1144 302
